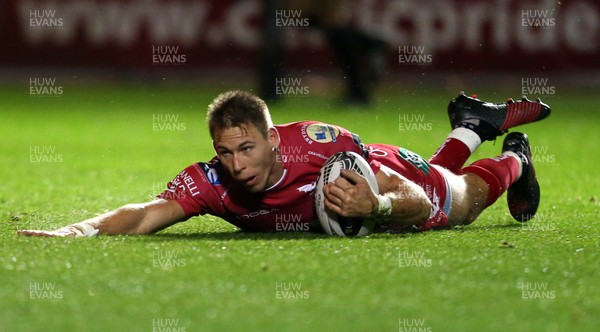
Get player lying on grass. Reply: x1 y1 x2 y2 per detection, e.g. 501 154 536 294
18 91 550 237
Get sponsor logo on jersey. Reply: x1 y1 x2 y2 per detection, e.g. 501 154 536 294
200 163 221 185
368 146 389 157
303 124 339 144
351 132 363 146
240 208 279 219
166 169 200 197
307 150 328 160
399 148 430 175
296 182 316 193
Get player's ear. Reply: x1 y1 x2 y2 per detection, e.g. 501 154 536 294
267 127 280 150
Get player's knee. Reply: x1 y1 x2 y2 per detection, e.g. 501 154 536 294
459 174 489 224
464 174 489 210
446 172 489 226
462 210 481 225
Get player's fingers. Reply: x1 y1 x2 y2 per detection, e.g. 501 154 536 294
333 176 352 190
17 230 55 237
339 169 366 184
17 230 39 236
324 186 346 213
324 182 346 202
324 196 342 215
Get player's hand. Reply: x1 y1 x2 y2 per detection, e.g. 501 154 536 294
18 226 85 237
323 169 378 218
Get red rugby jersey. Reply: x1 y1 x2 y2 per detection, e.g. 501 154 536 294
158 121 369 232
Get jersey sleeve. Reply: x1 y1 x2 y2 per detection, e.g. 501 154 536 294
328 123 384 175
290 121 371 157
279 121 381 175
157 163 223 218
308 122 380 174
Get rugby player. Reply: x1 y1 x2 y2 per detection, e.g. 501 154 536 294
18 91 550 237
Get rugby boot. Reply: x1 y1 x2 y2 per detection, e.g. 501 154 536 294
448 92 551 141
502 132 540 222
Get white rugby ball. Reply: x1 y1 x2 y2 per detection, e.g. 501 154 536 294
314 151 379 236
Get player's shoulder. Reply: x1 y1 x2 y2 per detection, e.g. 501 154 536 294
195 158 226 186
176 157 226 187
276 120 347 131
276 121 357 145
275 120 319 132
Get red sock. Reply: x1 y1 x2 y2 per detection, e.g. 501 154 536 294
462 155 521 207
429 137 472 173
430 126 483 173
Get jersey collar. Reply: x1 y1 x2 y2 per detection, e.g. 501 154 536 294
265 168 288 191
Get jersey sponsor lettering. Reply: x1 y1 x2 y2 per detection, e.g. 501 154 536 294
398 148 430 175
182 170 200 196
239 208 279 219
307 150 328 160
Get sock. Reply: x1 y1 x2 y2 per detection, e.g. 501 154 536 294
457 119 499 142
462 154 522 207
429 127 481 173
502 151 523 178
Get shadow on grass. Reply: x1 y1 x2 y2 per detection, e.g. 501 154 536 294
146 228 432 242
150 231 329 242
13 223 525 242
458 223 526 231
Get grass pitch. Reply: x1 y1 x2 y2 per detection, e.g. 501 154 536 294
1 83 599 332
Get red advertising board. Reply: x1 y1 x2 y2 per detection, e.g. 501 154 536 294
1 0 598 71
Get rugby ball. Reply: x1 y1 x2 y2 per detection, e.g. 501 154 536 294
314 151 379 236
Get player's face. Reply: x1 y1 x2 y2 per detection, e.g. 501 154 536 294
213 124 282 193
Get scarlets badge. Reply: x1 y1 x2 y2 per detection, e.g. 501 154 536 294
304 124 339 144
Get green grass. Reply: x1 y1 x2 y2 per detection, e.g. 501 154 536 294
1 83 599 332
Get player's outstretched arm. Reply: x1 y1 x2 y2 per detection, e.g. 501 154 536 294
323 165 432 226
18 199 186 237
